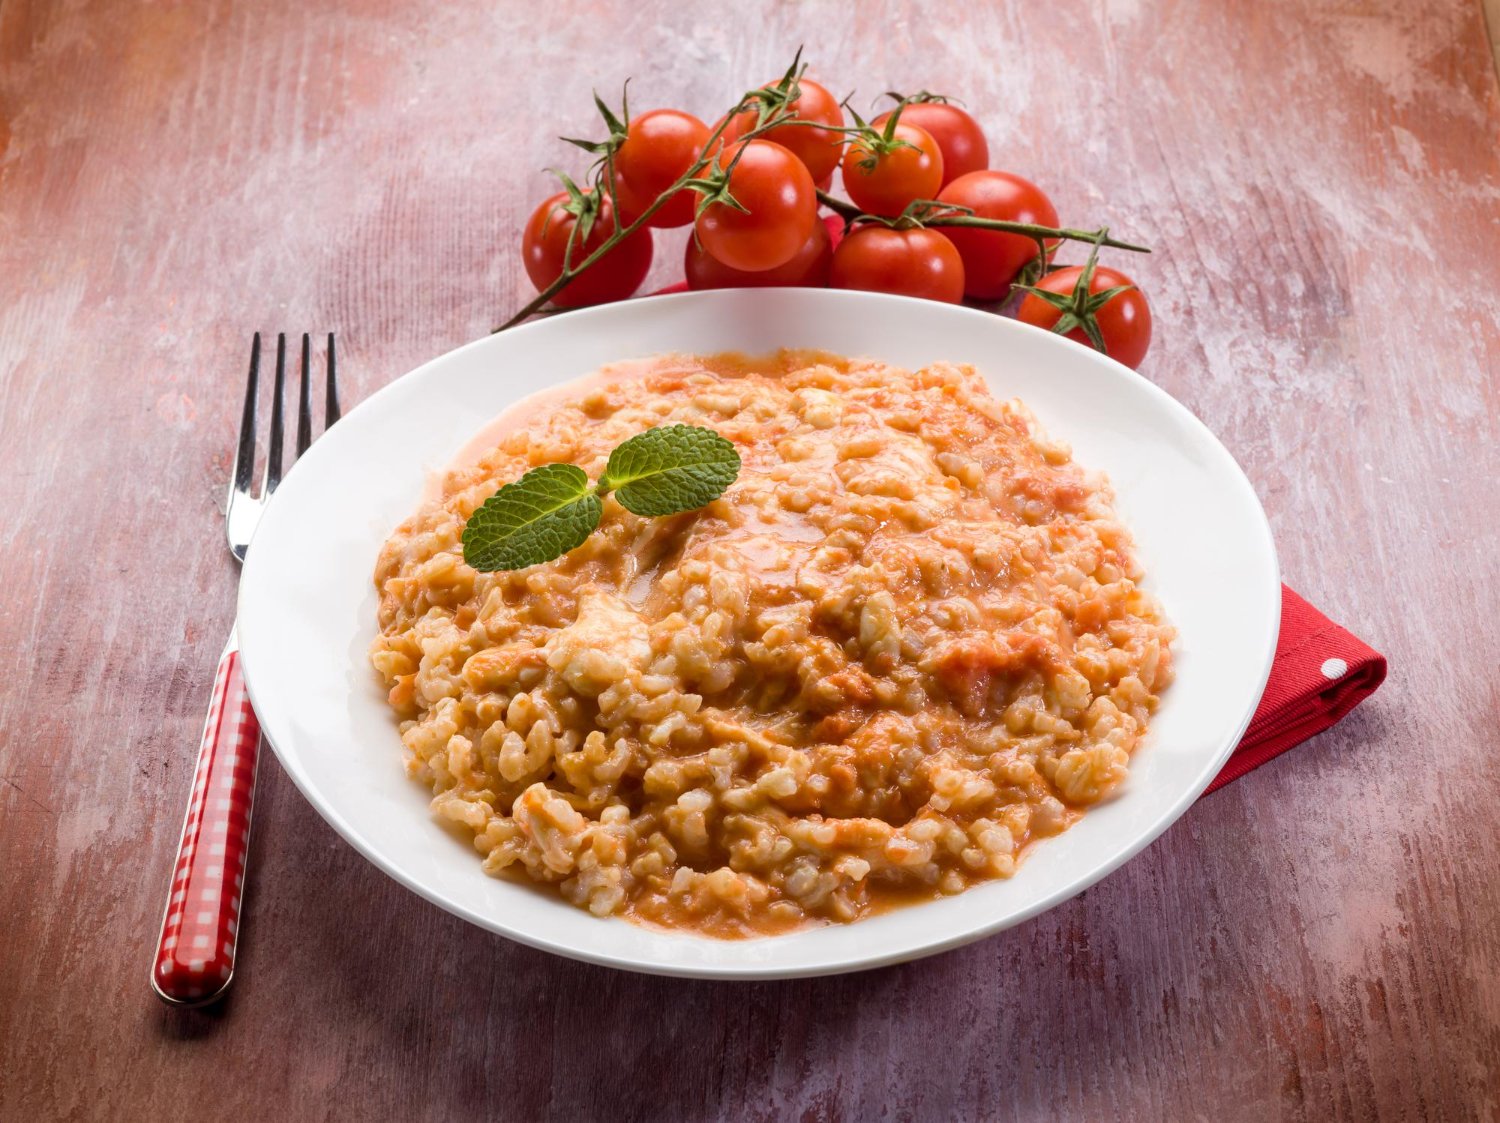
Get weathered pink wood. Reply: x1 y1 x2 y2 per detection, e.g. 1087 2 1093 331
2 1 1498 1118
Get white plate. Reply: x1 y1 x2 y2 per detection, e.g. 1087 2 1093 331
238 289 1278 979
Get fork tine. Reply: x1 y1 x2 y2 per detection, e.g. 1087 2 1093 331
263 334 288 494
324 333 341 426
296 333 313 456
231 334 261 500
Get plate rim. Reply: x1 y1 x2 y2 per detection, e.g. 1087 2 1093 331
238 287 1280 979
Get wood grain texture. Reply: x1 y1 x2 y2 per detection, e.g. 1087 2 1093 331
2 1 1498 1119
1486 0 1500 77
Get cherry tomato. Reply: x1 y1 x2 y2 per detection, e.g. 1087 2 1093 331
828 225 965 303
724 78 845 183
935 171 1059 299
1016 265 1153 369
840 122 944 218
873 102 988 187
613 109 711 228
521 190 653 308
703 118 830 190
695 140 817 272
685 218 833 289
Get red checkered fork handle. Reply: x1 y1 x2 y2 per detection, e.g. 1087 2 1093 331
151 630 259 1006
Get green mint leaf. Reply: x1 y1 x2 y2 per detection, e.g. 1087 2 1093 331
598 424 741 517
461 463 602 571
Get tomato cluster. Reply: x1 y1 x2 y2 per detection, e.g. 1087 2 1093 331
518 65 1152 367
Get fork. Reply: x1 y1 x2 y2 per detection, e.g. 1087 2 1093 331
151 332 340 1008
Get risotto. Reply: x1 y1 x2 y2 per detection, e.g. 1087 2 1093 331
370 351 1174 936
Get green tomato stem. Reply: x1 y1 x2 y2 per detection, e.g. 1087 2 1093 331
813 188 1149 253
920 214 1149 253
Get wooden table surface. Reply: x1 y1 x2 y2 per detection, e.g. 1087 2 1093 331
4 1 1499 1119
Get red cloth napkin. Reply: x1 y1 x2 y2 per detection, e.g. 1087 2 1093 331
1205 585 1385 792
650 240 1388 791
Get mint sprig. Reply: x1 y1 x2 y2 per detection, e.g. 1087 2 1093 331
460 424 740 572
460 463 601 572
599 424 743 517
